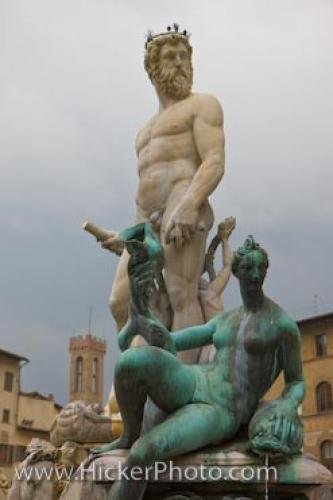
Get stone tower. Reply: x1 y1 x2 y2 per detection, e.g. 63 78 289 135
69 333 107 406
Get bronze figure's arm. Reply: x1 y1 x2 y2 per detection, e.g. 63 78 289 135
172 316 217 351
279 323 306 408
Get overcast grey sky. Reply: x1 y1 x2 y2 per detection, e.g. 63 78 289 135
1 0 332 405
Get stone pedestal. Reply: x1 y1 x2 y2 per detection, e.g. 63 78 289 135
60 442 333 500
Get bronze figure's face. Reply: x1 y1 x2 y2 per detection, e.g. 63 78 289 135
237 250 268 292
145 35 193 99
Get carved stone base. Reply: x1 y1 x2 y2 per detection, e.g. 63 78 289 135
59 445 333 500
7 438 332 499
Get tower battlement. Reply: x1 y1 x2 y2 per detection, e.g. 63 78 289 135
69 333 106 354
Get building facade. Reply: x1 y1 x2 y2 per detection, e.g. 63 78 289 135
0 348 61 479
266 312 333 471
69 333 107 406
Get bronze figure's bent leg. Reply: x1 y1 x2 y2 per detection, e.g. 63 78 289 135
113 346 196 450
109 402 235 500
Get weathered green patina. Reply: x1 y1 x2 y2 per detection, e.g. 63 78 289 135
117 223 176 356
95 223 305 500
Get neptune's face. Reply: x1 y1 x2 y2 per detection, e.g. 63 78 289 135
159 41 191 78
237 250 268 292
154 40 193 99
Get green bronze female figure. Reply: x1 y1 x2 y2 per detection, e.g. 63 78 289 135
102 223 305 500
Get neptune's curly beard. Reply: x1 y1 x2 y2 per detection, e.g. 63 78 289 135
153 64 193 100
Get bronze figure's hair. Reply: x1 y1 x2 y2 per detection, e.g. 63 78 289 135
232 235 269 276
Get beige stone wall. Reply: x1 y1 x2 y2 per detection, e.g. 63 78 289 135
14 395 60 442
0 351 61 481
0 355 21 444
265 314 333 462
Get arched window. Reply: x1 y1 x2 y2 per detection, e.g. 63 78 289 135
316 382 333 413
75 357 83 392
92 358 98 393
321 440 333 472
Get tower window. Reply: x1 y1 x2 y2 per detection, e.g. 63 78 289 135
316 381 333 413
92 358 98 393
315 334 327 357
75 357 83 392
4 372 14 392
321 440 333 472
